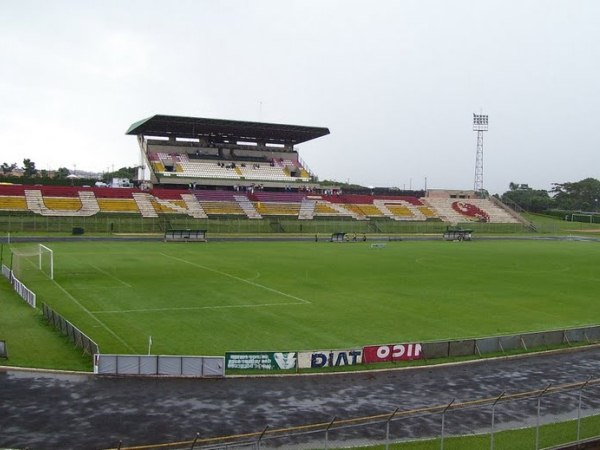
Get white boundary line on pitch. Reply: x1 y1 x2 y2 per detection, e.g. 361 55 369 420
159 252 312 304
87 262 132 288
49 279 135 352
92 301 306 314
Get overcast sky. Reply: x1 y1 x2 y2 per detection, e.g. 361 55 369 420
1 1 599 195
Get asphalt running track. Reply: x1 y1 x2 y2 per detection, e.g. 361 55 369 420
2 346 600 450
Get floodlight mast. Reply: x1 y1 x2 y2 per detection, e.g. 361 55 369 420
473 113 488 197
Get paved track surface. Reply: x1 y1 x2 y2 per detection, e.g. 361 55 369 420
2 347 600 450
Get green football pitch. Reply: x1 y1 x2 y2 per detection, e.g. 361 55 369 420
5 238 600 357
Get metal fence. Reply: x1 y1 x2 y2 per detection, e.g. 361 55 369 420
1 263 36 307
422 326 600 359
0 212 530 235
109 378 600 450
94 354 225 378
41 302 99 356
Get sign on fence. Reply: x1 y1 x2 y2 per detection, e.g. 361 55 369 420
362 343 423 364
298 349 362 369
225 352 297 370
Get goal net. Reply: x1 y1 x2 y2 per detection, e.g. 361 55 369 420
9 244 54 281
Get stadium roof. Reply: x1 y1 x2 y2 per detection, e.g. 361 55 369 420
126 115 330 145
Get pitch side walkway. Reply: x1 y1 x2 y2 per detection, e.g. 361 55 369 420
2 347 600 450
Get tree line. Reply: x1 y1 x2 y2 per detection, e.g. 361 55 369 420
1 159 137 184
501 178 600 213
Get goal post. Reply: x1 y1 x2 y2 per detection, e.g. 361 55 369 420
10 244 54 281
570 213 593 224
39 244 54 280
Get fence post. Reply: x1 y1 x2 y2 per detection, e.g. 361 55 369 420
325 416 337 450
535 384 551 450
256 426 268 450
577 377 592 442
490 391 505 450
385 408 399 450
189 432 200 450
440 398 455 450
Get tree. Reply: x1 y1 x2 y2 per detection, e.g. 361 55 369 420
22 158 37 177
501 183 553 212
55 167 70 179
552 178 600 211
1 162 17 175
103 166 137 182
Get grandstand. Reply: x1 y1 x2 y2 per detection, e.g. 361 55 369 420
127 115 327 190
0 115 525 227
0 185 523 224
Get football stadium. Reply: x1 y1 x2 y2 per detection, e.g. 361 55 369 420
2 116 600 449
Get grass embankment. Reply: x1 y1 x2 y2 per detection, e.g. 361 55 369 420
0 282 91 371
370 414 600 449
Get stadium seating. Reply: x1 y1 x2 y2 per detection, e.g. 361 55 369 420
250 191 306 202
256 202 301 216
0 195 27 211
0 184 523 224
422 198 520 224
24 190 100 216
200 201 244 215
194 190 237 201
149 151 312 182
97 199 140 213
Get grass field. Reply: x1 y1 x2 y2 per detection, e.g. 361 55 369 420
3 237 600 362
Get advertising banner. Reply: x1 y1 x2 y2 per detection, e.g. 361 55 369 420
225 352 297 370
362 343 423 364
298 349 362 369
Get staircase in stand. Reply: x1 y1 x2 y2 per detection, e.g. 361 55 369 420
234 195 262 219
132 193 158 218
298 199 316 220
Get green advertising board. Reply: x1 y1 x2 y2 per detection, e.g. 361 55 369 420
225 352 296 370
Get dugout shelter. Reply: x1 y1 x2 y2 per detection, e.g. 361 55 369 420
164 229 207 242
330 232 347 242
443 227 473 241
127 115 330 191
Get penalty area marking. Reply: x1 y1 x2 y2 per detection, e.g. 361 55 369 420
87 262 133 288
92 301 307 314
49 279 135 352
159 252 312 305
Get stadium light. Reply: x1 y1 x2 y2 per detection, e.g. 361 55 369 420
473 114 488 131
473 113 489 195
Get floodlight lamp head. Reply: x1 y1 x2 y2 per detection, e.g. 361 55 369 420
473 114 489 131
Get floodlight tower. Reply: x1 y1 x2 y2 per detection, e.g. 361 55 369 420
473 113 488 197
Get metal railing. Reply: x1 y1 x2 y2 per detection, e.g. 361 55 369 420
103 378 600 450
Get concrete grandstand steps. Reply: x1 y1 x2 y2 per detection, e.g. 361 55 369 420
298 199 316 220
422 198 520 224
180 194 208 219
24 190 100 217
234 195 262 219
132 193 158 217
